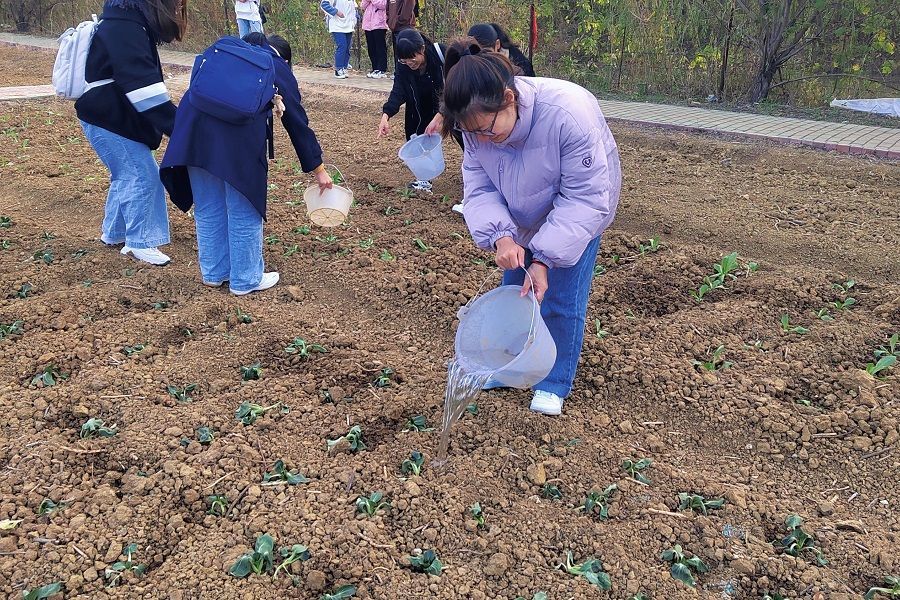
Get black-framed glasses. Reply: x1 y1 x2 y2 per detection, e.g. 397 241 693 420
454 110 500 137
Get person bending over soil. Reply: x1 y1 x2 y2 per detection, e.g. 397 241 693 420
441 40 621 416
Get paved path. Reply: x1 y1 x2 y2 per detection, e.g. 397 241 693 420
2 32 898 158
0 84 55 100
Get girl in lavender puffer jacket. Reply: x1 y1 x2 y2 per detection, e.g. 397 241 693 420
441 40 622 416
361 0 388 77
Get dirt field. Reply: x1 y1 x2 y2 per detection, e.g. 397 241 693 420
1 45 899 600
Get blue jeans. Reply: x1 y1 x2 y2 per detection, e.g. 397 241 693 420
332 32 352 71
187 167 264 292
502 236 602 398
80 121 170 249
236 18 263 39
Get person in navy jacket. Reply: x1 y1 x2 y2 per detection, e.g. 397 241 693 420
160 33 332 295
76 0 186 266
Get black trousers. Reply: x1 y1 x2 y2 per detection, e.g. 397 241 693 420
365 29 388 72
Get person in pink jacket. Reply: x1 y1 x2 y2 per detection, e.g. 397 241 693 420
361 0 388 78
441 40 622 416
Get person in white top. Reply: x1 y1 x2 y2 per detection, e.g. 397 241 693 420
235 0 263 39
320 0 358 78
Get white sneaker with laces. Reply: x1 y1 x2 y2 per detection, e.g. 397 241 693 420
366 70 375 78
100 233 124 245
409 180 432 193
231 271 279 296
372 70 386 78
530 390 563 415
334 69 347 79
120 246 170 266
451 203 464 215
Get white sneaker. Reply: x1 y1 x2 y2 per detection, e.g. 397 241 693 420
372 70 386 79
120 245 170 266
334 69 347 79
100 233 124 245
366 70 374 78
451 203 464 215
409 180 432 193
231 272 279 296
530 390 563 415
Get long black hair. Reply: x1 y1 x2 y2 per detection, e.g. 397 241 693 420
395 28 426 60
106 0 186 43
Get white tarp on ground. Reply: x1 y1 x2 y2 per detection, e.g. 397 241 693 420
830 97 900 118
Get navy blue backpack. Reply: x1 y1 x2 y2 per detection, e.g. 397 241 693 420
189 37 276 125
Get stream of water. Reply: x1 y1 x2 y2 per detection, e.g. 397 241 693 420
434 359 492 463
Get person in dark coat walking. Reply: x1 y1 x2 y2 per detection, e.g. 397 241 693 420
160 33 332 295
76 0 186 266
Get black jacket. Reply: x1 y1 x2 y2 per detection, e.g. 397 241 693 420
508 46 536 77
382 40 445 140
75 3 175 149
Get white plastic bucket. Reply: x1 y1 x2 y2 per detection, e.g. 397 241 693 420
303 166 352 227
454 273 557 389
398 133 445 181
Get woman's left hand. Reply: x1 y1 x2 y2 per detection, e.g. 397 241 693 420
316 169 334 193
425 113 444 135
521 262 548 302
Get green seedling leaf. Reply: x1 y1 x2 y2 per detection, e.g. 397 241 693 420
264 234 281 245
321 584 357 600
167 383 198 403
151 300 169 309
557 551 611 590
661 544 707 587
692 345 732 371
0 319 24 340
0 216 12 228
622 458 652 484
379 249 395 261
358 236 374 249
780 314 809 334
677 492 725 515
240 362 262 380
469 502 486 527
273 544 310 579
121 342 146 357
833 279 855 295
578 483 617 519
874 334 900 359
293 224 311 235
866 355 896 377
628 594 649 600
400 451 425 476
407 549 442 575
32 249 53 265
413 238 429 252
262 460 310 485
284 337 327 358
465 402 478 416
832 297 857 311
355 492 390 517
207 494 228 516
402 415 434 432
234 308 253 323
541 483 562 500
21 582 61 600
865 575 900 600
327 424 366 452
775 515 828 566
373 367 394 388
638 236 661 254
105 542 146 587
30 364 67 387
37 498 69 516
815 307 834 321
79 417 118 439
594 318 609 339
234 401 282 425
196 426 214 445
0 518 23 529
15 283 33 298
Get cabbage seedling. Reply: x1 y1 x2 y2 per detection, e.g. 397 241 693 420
374 367 395 388
628 594 649 600
594 319 609 339
413 238 429 252
293 224 311 235
780 314 809 334
692 345 732 371
875 334 899 359
775 515 827 566
14 283 33 298
865 576 900 599
622 458 652 484
37 498 69 516
379 249 395 261
321 584 357 600
22 582 61 600
0 239 10 249
284 337 327 358
815 308 834 321
661 545 708 587
31 364 67 387
578 484 617 520
230 534 275 578
207 494 228 516
407 549 442 575
196 426 214 445
122 342 146 357
556 551 611 590
235 401 282 425
234 308 253 323
262 459 310 485
469 502 486 528
355 492 390 517
400 451 424 476
833 279 855 295
240 362 262 380
167 383 197 403
677 493 725 515
402 415 434 432
866 356 896 378
327 425 366 452
273 544 311 579
763 594 786 600
264 234 281 245
32 249 53 265
541 483 563 500
105 543 147 587
0 216 11 227
832 297 856 311
0 319 23 340
80 418 118 439
638 236 661 254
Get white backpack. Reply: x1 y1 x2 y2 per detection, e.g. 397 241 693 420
52 15 112 100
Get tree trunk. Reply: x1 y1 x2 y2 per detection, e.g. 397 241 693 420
750 60 778 102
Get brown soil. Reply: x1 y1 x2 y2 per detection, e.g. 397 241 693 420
0 45 898 600
0 45 56 86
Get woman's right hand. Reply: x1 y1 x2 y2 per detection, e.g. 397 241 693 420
377 114 390 138
336 10 345 17
494 236 525 270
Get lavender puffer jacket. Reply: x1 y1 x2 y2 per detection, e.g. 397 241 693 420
461 77 622 269
360 0 387 30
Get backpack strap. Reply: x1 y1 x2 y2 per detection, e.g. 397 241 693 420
433 42 444 64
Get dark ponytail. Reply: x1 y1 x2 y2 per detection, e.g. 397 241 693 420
440 38 519 137
489 23 518 50
142 0 187 43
